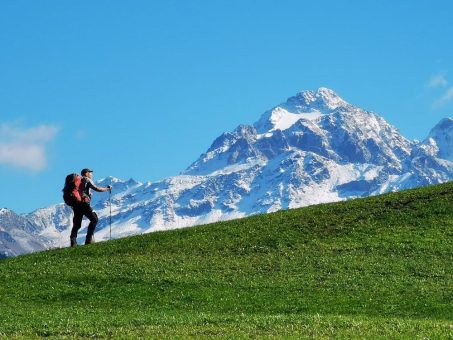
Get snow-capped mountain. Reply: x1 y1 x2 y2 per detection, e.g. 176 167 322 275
0 208 48 257
424 117 453 161
1 88 452 256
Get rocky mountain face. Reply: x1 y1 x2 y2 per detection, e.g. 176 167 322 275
424 117 453 161
0 208 48 257
2 88 452 256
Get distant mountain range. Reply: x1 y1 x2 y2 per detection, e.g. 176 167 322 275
1 87 452 257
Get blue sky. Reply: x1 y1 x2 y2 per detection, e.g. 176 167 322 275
1 0 452 213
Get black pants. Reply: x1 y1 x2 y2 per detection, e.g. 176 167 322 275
71 202 98 239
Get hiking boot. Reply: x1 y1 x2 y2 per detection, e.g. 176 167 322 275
70 237 77 248
85 234 95 245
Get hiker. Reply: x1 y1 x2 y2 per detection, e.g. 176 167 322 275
69 168 112 247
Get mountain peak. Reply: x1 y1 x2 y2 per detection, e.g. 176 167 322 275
433 117 453 129
426 117 453 161
0 208 10 215
286 87 350 111
254 87 352 134
289 87 349 110
316 87 346 106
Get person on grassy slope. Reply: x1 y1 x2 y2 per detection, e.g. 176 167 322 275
70 168 112 247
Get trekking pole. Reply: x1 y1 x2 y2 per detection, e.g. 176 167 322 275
109 189 112 241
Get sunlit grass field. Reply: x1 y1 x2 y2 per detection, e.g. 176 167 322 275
0 182 452 338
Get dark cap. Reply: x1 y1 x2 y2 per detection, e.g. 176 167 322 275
81 168 93 176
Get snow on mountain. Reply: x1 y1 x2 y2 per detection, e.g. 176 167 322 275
0 208 48 257
424 117 453 161
254 87 351 134
2 88 452 257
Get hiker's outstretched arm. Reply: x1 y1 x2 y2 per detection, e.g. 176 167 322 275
86 179 111 193
91 184 110 192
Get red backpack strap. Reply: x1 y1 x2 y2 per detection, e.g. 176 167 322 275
72 175 82 202
71 188 82 202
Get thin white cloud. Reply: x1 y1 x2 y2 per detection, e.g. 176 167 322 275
427 73 448 88
433 86 453 108
440 86 453 103
75 129 88 140
0 122 59 171
427 72 453 108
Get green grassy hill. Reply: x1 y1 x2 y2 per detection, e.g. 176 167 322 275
1 182 452 338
